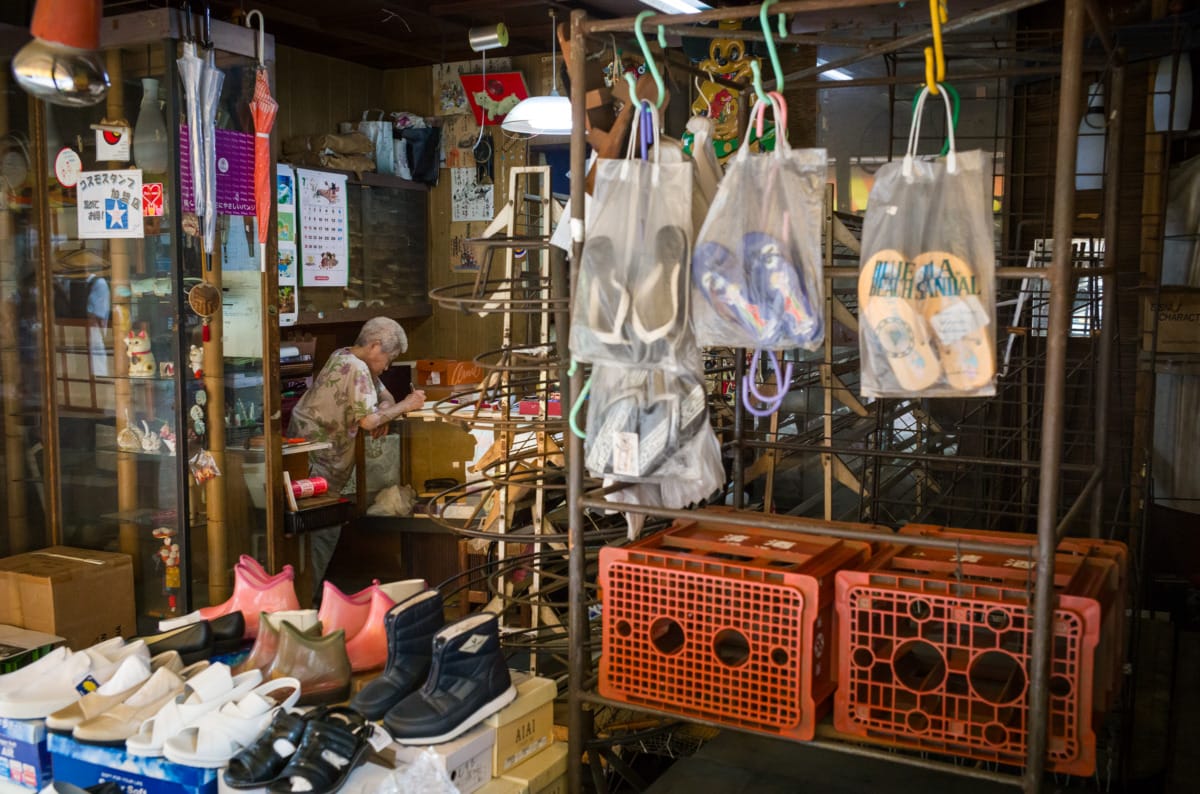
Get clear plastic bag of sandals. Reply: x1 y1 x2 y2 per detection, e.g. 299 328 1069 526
691 92 826 352
569 101 698 372
583 363 716 483
858 84 996 398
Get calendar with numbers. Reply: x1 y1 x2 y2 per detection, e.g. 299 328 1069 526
297 168 349 287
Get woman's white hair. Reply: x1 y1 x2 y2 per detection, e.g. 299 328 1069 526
356 316 408 357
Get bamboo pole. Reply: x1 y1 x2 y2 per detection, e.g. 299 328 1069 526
203 242 229 604
0 67 28 554
107 49 140 570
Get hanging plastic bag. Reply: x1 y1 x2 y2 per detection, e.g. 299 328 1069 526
858 84 996 398
691 93 826 351
189 448 221 484
570 101 697 372
583 363 711 482
358 109 395 175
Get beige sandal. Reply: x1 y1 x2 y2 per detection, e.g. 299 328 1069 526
859 249 942 393
912 250 995 392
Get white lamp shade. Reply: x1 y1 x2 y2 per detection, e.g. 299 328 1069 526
501 94 573 136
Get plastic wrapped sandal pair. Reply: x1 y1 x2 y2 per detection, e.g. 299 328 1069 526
223 706 371 793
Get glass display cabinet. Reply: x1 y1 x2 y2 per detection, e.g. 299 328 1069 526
12 9 276 631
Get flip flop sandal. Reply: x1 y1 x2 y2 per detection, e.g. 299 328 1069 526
585 389 640 476
858 249 942 393
912 249 995 392
743 231 821 346
693 240 775 342
631 225 689 347
579 236 631 348
267 709 371 794
222 709 309 789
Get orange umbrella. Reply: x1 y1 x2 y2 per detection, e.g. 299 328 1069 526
250 70 277 250
246 11 277 268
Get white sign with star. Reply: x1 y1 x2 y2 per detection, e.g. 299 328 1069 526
76 169 144 239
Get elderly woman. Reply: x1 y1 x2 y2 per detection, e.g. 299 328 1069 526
287 317 426 586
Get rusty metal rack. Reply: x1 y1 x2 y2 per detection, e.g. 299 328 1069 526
564 1 1126 792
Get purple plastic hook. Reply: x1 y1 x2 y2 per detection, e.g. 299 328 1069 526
741 349 792 418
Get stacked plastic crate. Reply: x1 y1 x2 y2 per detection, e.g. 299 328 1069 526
599 512 874 741
834 525 1126 776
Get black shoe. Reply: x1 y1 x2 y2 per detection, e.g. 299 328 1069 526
141 620 214 665
383 611 516 745
211 611 246 655
266 709 370 794
350 590 445 720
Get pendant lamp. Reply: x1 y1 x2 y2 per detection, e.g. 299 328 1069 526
502 13 572 136
12 0 109 107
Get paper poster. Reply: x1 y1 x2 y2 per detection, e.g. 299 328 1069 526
460 72 528 126
433 57 511 115
442 114 480 169
277 164 298 325
450 223 479 271
76 169 144 239
297 168 349 287
180 126 256 216
451 168 493 222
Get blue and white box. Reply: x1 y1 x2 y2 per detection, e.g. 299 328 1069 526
0 717 51 791
48 733 217 794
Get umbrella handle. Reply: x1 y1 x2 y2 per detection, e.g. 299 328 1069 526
244 9 265 67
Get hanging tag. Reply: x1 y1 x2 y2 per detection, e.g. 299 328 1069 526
612 432 639 477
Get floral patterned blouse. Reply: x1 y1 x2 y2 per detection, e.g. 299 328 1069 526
287 347 382 493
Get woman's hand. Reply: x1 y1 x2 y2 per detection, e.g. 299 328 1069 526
399 390 426 412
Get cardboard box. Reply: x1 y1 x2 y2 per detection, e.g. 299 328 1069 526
0 718 51 791
476 777 529 794
393 723 494 794
0 548 135 650
1144 294 1200 353
501 741 567 794
49 733 216 794
0 625 64 675
485 675 557 776
416 359 484 388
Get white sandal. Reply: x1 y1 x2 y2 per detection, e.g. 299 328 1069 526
126 663 263 756
162 677 302 768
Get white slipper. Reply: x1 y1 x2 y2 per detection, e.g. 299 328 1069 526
261 610 321 634
377 579 427 605
72 666 186 744
913 249 995 392
125 663 263 756
859 248 942 393
162 677 302 768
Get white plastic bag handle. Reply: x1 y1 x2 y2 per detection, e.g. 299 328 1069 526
621 100 662 182
903 84 957 179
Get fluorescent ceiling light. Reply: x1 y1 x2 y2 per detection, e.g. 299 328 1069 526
816 58 853 81
639 0 713 14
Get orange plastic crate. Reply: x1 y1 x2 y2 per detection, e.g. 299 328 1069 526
835 544 1111 776
599 514 873 741
898 525 1127 713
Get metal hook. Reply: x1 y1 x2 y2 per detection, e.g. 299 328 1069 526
567 359 590 440
244 9 265 67
633 11 666 109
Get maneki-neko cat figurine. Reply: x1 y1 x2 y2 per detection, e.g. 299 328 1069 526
125 329 156 377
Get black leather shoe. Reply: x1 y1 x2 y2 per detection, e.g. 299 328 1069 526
350 590 444 720
224 709 308 789
141 621 214 665
384 611 516 745
211 611 246 655
267 709 369 794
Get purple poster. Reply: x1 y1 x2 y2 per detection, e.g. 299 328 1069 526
179 125 256 217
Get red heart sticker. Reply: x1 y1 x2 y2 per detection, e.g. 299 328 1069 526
143 182 164 217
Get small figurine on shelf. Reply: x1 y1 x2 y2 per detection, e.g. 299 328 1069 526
117 409 143 452
152 526 181 614
160 422 176 455
125 330 157 377
140 420 162 454
189 344 204 379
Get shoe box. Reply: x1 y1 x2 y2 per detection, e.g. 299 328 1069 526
475 778 528 794
393 722 495 794
498 741 568 794
48 734 217 794
0 548 136 651
0 718 52 791
484 674 557 777
415 358 484 402
0 626 64 675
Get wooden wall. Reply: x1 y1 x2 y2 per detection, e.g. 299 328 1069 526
274 45 386 143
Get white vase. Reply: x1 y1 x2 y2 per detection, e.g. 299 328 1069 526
133 77 168 174
1075 82 1106 191
1154 53 1193 133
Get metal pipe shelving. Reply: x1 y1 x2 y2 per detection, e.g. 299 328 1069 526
565 1 1112 791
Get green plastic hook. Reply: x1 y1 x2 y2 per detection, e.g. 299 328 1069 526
759 0 787 93
567 360 590 440
634 10 666 108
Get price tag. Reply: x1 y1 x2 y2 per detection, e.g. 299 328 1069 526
612 432 639 477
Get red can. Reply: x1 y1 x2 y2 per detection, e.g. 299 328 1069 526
291 476 328 498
